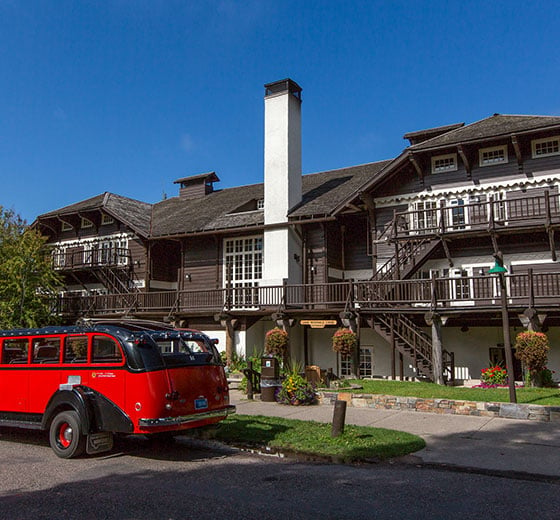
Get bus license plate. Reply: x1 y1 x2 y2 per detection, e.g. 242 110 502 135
194 398 208 410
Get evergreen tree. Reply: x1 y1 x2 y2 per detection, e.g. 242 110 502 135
0 207 61 329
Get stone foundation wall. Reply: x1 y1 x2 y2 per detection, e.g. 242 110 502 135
319 392 560 422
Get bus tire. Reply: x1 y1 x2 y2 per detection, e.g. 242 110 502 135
49 410 87 459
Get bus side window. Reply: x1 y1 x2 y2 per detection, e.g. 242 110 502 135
92 336 122 364
32 337 61 364
64 336 88 363
2 338 29 364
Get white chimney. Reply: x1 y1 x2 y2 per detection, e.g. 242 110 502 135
262 79 303 286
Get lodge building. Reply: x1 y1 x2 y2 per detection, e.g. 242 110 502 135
34 79 560 384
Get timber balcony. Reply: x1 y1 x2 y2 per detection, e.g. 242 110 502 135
52 269 560 319
53 248 132 270
389 190 560 240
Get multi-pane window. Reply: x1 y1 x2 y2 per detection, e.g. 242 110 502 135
81 217 93 229
340 347 374 378
61 221 72 232
412 201 438 232
479 145 507 166
532 137 560 158
431 153 457 173
224 236 263 308
101 214 114 225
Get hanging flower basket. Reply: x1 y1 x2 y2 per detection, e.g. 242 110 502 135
264 327 289 357
332 328 357 356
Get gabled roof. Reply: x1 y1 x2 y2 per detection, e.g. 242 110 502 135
290 160 391 218
150 160 392 237
410 114 560 151
36 192 152 237
332 113 560 213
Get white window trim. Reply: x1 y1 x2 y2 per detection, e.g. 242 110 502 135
61 221 73 231
532 136 560 158
101 214 114 225
479 145 508 167
431 153 457 174
81 217 93 229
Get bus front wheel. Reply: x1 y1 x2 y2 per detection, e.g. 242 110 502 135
49 410 86 459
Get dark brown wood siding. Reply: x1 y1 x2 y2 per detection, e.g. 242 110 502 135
183 236 221 290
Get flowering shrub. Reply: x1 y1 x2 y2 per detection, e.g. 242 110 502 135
515 331 550 386
480 365 508 386
264 327 289 357
276 372 317 405
332 328 357 356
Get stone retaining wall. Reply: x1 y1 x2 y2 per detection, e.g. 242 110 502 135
319 391 560 422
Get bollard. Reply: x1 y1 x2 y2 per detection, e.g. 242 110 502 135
331 399 347 437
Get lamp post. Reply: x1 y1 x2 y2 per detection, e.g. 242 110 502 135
488 257 517 403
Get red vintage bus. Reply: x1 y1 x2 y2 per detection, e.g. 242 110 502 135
0 319 234 458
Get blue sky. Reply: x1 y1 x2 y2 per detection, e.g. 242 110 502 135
2 1 559 223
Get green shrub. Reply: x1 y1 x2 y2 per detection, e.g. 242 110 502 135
514 331 550 386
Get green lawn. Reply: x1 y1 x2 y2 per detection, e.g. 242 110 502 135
334 379 560 406
201 414 425 462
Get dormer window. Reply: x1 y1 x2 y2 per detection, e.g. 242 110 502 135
257 199 264 210
101 214 114 225
431 153 457 174
61 221 72 232
81 217 93 229
479 145 508 166
532 136 560 158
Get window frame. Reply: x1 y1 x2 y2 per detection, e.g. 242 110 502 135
532 136 560 158
479 145 508 167
431 153 458 174
101 214 114 226
61 221 73 232
81 217 93 229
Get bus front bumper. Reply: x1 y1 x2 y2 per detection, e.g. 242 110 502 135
138 405 236 428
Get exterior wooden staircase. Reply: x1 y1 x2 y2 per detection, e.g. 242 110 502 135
365 222 453 382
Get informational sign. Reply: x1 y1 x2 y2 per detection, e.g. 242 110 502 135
300 319 338 329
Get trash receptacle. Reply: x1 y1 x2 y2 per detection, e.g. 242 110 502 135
260 356 281 402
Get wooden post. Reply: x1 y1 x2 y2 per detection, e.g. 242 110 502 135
431 315 444 385
498 273 517 403
390 315 396 379
246 360 254 400
331 400 347 437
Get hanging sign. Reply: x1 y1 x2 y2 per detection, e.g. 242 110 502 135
300 319 338 329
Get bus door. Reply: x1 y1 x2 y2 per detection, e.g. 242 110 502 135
87 334 126 411
28 336 63 413
0 337 31 412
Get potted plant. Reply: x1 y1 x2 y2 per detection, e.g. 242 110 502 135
264 327 289 357
332 328 357 356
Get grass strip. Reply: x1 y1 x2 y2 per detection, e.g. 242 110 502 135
336 380 560 406
203 414 425 462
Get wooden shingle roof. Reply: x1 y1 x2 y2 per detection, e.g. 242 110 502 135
150 159 391 237
36 192 152 237
409 114 560 151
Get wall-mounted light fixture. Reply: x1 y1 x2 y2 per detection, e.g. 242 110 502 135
185 273 192 282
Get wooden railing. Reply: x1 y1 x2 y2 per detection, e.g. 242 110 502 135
52 270 560 317
53 248 132 269
392 191 560 240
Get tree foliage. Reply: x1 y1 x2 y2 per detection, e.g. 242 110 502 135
0 207 62 329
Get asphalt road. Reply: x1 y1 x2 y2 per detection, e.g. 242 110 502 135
1 428 559 520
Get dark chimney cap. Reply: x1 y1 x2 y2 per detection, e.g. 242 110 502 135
264 78 302 101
